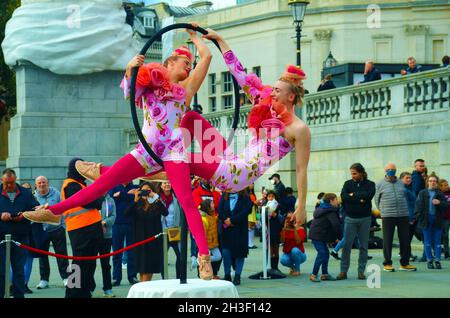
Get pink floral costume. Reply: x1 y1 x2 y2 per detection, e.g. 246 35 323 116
121 64 189 172
179 50 295 193
45 63 212 256
209 51 294 192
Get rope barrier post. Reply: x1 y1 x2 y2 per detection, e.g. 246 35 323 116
179 207 188 284
261 207 268 279
163 229 168 280
4 234 12 298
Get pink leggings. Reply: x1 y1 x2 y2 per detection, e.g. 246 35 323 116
48 112 227 256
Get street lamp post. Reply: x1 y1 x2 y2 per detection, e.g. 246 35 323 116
288 0 309 67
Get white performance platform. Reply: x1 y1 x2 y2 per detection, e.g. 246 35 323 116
127 279 239 298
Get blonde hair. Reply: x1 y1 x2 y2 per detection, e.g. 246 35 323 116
278 79 305 106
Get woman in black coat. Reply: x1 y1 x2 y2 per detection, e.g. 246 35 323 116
218 189 253 285
124 182 168 281
415 174 448 269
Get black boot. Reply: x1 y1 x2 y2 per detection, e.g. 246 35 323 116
233 274 241 286
271 257 280 272
24 284 33 294
270 257 277 270
212 261 221 277
224 274 232 282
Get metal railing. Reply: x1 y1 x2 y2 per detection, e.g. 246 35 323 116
127 67 449 146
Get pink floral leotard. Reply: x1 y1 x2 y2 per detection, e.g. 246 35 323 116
120 64 190 174
210 51 294 192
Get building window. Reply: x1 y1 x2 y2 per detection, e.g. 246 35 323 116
222 95 233 109
143 17 154 28
252 66 261 78
222 71 232 93
209 74 216 94
432 39 444 64
209 97 216 113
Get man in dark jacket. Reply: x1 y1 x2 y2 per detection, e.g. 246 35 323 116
109 182 139 286
337 163 376 280
400 172 421 262
317 74 336 92
360 60 381 83
269 173 287 215
411 159 426 196
0 168 40 298
400 56 423 75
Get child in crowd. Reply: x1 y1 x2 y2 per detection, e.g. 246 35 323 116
280 212 307 276
309 193 342 282
200 199 222 279
266 190 284 273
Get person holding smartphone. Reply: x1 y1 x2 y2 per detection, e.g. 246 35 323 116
124 182 168 282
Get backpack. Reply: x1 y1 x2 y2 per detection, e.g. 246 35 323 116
368 236 383 249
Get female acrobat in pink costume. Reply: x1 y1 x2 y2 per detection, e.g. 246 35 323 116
24 28 218 279
24 28 311 280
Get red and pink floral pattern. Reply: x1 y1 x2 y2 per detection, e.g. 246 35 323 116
210 50 294 192
120 63 189 174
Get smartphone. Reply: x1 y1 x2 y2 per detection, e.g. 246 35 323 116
140 190 150 197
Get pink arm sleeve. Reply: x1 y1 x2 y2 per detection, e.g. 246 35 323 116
223 50 269 103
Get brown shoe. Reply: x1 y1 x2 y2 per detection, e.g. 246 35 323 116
320 274 336 281
197 254 213 280
75 160 102 182
358 272 366 280
139 171 169 183
336 272 347 280
23 206 61 225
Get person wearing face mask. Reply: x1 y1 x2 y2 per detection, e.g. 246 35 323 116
375 163 417 272
124 182 168 282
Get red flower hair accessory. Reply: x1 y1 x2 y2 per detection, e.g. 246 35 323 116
171 45 193 62
280 64 306 86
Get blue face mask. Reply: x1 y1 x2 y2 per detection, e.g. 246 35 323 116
386 169 396 177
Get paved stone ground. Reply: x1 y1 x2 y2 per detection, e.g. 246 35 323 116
20 237 450 298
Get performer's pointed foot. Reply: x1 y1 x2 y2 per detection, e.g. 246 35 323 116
75 160 102 182
197 254 213 280
23 207 61 225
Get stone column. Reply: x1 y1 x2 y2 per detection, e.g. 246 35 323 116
7 62 133 189
314 29 333 73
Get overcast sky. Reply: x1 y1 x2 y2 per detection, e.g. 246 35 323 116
143 0 237 10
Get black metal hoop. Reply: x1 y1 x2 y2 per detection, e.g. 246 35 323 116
130 23 241 167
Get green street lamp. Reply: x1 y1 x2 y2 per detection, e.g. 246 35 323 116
288 0 310 67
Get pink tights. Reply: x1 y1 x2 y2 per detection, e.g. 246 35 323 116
47 154 211 255
47 112 228 256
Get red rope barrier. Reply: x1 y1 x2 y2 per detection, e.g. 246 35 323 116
15 233 162 261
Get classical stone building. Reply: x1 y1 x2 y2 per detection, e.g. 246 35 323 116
1 0 449 214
